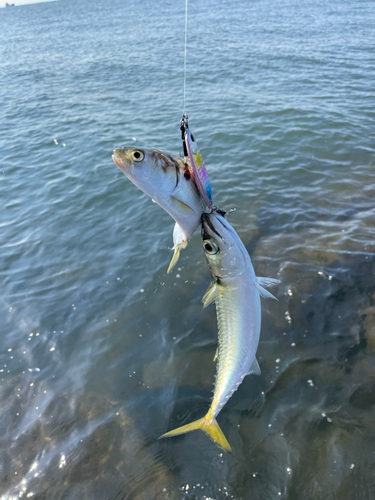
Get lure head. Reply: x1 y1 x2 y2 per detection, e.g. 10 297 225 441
201 212 249 280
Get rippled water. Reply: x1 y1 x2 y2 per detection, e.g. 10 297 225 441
1 0 375 498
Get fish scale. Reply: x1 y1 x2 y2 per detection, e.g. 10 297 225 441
212 281 261 417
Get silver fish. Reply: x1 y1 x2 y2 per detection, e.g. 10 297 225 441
112 147 206 272
160 212 279 451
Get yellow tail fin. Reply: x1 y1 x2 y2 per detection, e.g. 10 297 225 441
167 246 180 274
159 416 232 452
167 241 187 274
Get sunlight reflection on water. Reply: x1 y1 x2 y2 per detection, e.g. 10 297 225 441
1 0 375 498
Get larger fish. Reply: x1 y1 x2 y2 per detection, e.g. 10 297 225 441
112 147 206 272
160 212 279 451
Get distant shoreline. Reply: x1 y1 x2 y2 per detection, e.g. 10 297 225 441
1 0 59 7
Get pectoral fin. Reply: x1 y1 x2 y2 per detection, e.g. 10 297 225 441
202 281 225 308
247 357 261 376
171 195 195 213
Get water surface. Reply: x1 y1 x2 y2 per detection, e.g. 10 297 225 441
1 0 375 498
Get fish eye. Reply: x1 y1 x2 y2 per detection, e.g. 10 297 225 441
203 240 219 255
132 150 145 162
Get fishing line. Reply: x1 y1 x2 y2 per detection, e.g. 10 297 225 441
183 0 188 112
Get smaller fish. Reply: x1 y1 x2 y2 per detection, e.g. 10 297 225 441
160 211 279 451
113 147 205 272
181 113 213 209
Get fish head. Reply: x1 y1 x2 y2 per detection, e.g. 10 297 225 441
201 212 249 279
113 147 183 191
113 146 204 240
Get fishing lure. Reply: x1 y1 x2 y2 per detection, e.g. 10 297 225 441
180 112 213 210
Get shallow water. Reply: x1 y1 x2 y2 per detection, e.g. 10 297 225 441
1 0 375 498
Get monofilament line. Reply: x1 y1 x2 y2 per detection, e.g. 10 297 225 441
183 0 188 112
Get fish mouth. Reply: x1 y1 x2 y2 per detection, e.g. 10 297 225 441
201 213 223 240
201 226 211 241
112 148 134 174
112 154 125 169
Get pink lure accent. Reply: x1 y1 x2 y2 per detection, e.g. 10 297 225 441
185 129 213 209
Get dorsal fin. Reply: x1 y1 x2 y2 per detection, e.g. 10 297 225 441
255 277 280 300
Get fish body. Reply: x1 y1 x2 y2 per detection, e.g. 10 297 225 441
160 212 279 451
112 147 206 272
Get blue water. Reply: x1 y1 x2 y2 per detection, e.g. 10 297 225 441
1 0 375 498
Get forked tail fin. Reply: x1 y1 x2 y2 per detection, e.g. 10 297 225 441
167 246 180 274
159 416 232 452
167 240 188 274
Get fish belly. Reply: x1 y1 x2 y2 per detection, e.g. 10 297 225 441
211 281 261 418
